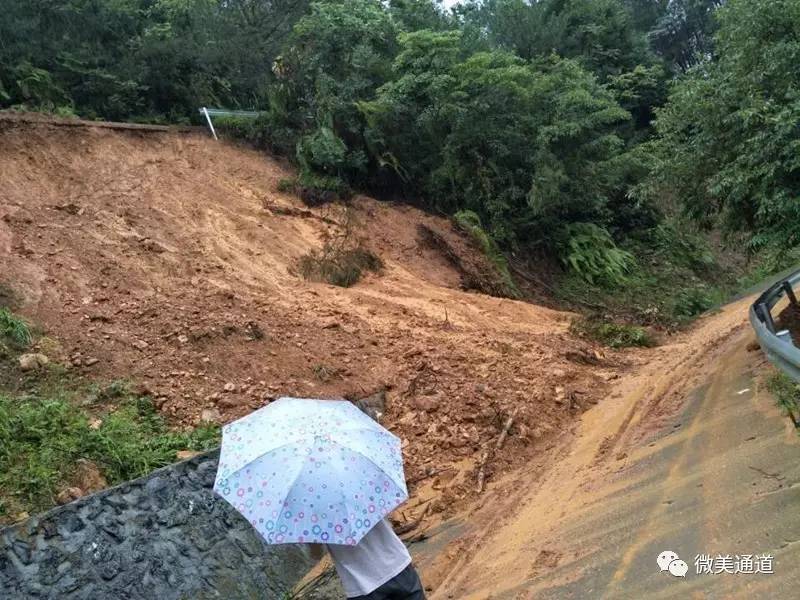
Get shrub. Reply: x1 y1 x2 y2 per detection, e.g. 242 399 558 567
296 127 349 174
571 316 654 348
671 286 719 318
0 308 32 348
296 171 353 206
298 245 383 287
453 210 520 299
559 223 636 287
277 178 297 193
766 371 800 426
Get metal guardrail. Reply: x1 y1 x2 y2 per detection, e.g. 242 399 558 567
198 107 261 140
750 268 800 381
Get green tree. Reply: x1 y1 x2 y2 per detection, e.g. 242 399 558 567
273 0 399 180
644 0 800 258
364 37 633 248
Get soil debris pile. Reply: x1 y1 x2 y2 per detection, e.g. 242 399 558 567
0 116 623 512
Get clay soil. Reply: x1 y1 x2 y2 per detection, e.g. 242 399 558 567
0 115 629 519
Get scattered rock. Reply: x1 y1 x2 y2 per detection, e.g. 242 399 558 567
244 321 264 340
140 238 166 253
73 459 107 494
177 334 189 344
217 396 238 409
53 203 83 215
200 408 221 423
56 487 84 505
176 450 201 461
84 357 99 367
223 382 236 393
18 353 49 371
132 340 149 350
133 382 153 396
413 394 440 413
354 389 386 421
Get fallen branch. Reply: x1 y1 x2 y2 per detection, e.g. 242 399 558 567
477 409 517 493
394 503 432 536
408 466 455 486
262 200 339 225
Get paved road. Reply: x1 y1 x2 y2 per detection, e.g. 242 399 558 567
519 338 800 599
433 312 800 599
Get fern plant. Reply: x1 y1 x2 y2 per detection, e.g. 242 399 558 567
560 223 636 287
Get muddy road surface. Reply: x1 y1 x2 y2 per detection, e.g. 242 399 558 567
430 298 800 599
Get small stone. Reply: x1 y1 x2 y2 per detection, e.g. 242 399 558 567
140 238 166 253
176 450 201 461
89 418 103 430
177 334 189 344
200 408 221 423
56 487 84 505
223 382 236 393
413 394 440 413
132 340 149 350
18 353 49 371
73 459 107 493
84 357 99 367
217 396 238 409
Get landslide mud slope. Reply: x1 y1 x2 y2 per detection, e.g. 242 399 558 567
430 297 779 598
0 117 623 512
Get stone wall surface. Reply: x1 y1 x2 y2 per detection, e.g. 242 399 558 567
0 450 321 600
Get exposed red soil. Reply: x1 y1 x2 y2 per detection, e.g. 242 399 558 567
0 116 626 514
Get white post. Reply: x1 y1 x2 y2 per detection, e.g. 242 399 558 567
201 107 218 140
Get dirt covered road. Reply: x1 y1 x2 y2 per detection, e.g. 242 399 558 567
0 115 626 521
429 296 800 598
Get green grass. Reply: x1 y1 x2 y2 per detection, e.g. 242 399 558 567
0 385 219 521
766 371 800 427
570 317 655 349
0 308 32 348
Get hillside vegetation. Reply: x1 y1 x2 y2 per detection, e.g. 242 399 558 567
6 0 799 330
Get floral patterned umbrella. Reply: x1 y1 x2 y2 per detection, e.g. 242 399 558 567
214 397 407 545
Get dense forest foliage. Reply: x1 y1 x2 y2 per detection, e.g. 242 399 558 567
3 0 797 329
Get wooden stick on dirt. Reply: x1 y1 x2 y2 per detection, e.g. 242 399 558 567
476 409 517 493
394 503 432 536
408 466 455 486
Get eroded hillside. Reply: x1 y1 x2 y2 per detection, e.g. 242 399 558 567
0 116 629 517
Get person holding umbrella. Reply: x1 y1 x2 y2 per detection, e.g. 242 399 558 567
214 397 426 599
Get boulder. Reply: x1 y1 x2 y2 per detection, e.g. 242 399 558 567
18 353 49 371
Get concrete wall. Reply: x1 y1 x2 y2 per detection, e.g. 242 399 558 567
0 450 321 600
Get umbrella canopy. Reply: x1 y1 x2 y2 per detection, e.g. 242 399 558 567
214 397 407 545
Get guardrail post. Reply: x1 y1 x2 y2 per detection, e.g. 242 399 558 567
782 281 798 306
201 107 218 141
757 303 777 333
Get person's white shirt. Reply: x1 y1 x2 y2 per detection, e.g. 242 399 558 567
326 519 412 597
